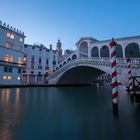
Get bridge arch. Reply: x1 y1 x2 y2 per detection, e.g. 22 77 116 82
72 54 77 60
91 46 99 57
125 42 140 58
100 45 110 57
67 58 71 62
79 41 88 57
57 66 106 85
116 44 123 58
59 64 62 68
63 61 66 65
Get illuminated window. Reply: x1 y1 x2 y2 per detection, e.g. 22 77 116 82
5 55 9 62
11 34 15 39
9 55 13 62
23 56 27 64
20 38 23 42
11 44 14 49
6 42 9 48
6 42 14 49
7 32 15 39
3 76 7 80
17 76 21 80
18 57 22 64
7 33 11 38
19 46 22 51
7 76 12 80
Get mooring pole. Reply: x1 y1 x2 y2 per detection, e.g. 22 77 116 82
126 57 133 92
109 38 119 114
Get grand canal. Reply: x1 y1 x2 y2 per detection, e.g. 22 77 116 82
0 86 140 140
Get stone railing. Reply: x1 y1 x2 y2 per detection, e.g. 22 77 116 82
47 58 140 80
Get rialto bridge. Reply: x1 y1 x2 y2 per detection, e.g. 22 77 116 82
46 36 140 85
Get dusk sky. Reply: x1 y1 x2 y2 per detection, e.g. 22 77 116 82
0 0 140 51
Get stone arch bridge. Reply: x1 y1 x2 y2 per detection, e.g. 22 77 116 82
46 36 140 85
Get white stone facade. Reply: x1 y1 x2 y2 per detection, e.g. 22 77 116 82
22 43 58 84
76 36 140 58
0 21 25 85
47 36 140 85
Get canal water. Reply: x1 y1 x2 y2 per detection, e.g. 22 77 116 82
0 86 140 140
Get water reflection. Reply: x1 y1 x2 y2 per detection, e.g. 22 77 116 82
0 88 21 140
0 86 140 140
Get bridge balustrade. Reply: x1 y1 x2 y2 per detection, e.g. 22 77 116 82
49 58 140 80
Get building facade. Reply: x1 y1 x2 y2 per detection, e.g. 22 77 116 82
0 21 26 85
23 43 58 84
56 39 63 63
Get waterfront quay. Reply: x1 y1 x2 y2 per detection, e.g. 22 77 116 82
0 85 140 140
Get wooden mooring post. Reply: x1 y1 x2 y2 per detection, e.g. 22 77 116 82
131 76 140 103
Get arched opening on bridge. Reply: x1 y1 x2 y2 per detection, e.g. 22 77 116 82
63 61 66 65
67 58 71 62
79 41 88 58
72 54 77 60
116 44 123 58
125 43 140 58
59 64 62 68
100 45 110 57
57 66 107 85
91 47 99 57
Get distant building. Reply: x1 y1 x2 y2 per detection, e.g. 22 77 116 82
56 39 62 63
62 49 74 60
0 21 26 85
23 43 58 84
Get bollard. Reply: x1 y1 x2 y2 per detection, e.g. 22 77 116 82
109 39 119 114
126 57 133 92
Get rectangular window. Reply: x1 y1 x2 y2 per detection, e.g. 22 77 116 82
3 76 7 80
7 76 12 80
18 68 21 73
4 67 12 73
39 57 41 64
4 67 8 72
9 67 12 73
20 38 23 43
7 32 15 39
31 55 34 63
46 59 48 64
31 64 34 69
17 76 21 80
6 42 14 49
3 76 12 80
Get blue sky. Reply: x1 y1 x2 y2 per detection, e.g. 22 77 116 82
0 0 140 51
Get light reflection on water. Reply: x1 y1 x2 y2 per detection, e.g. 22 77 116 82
0 86 140 140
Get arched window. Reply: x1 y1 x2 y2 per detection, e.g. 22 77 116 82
100 45 110 57
18 57 22 64
91 47 99 57
125 43 140 58
63 61 66 65
5 55 9 62
9 55 13 62
67 58 71 62
79 41 88 57
72 54 77 59
116 44 123 58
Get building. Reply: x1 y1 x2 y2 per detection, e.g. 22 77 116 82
56 39 62 63
62 49 74 60
0 21 26 85
23 43 58 84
